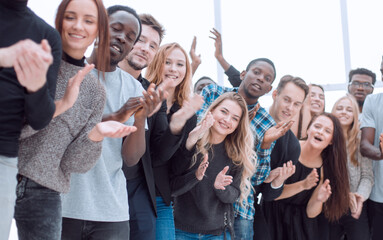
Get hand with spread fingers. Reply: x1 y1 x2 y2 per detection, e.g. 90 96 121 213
54 64 95 118
316 179 332 203
195 154 209 181
170 94 204 135
190 36 201 75
135 83 162 121
214 166 233 190
261 120 294 149
302 168 319 190
270 161 296 188
186 111 215 150
209 28 223 61
88 120 137 142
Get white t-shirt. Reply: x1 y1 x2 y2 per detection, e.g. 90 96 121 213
360 93 383 203
62 68 146 221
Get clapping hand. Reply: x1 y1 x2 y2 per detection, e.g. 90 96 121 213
54 64 95 118
214 166 233 190
316 179 332 203
303 168 319 190
186 111 215 150
88 120 137 142
195 154 209 181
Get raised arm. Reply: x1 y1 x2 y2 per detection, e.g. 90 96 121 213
189 36 201 76
209 28 242 87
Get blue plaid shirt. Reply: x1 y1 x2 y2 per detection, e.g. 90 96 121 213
197 84 276 220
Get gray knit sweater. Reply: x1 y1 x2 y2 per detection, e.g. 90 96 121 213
348 144 374 200
18 60 106 193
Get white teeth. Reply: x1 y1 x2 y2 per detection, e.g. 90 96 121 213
112 46 121 52
166 75 177 79
69 34 84 39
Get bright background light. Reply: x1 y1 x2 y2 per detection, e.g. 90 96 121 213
8 1 383 239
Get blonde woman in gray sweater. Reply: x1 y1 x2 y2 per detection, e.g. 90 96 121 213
330 94 374 240
14 0 137 239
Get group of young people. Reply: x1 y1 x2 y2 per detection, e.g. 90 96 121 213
1 0 383 240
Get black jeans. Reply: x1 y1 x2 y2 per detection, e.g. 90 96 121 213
329 203 370 240
368 199 383 240
14 176 62 240
61 217 130 240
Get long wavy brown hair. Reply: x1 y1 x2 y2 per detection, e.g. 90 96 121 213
331 94 360 166
307 113 350 221
55 0 110 72
145 43 192 107
194 92 256 204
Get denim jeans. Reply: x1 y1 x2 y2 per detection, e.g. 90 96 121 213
156 196 175 240
14 176 62 240
0 156 18 240
61 217 130 240
233 217 253 240
175 228 231 240
127 177 156 240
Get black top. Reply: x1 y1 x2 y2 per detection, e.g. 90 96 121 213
123 74 182 215
259 129 301 201
172 142 240 237
225 65 242 88
0 1 61 157
152 101 197 206
262 161 323 240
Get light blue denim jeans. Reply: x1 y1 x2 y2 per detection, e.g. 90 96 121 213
0 155 18 240
233 216 254 240
156 196 175 240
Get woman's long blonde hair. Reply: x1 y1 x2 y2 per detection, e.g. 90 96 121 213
194 92 257 203
331 94 360 166
145 42 192 107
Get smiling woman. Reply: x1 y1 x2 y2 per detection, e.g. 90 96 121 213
263 112 350 240
12 0 136 239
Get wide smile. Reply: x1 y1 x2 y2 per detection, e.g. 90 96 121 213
69 33 85 40
251 83 261 91
218 120 230 129
165 74 178 81
282 111 291 117
311 103 322 109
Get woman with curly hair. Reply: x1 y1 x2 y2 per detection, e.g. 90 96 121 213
171 92 256 239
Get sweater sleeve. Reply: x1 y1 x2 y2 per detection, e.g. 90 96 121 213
151 102 184 164
170 146 199 197
259 182 284 201
24 30 62 130
214 166 241 204
225 65 241 88
59 87 106 173
356 151 374 200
